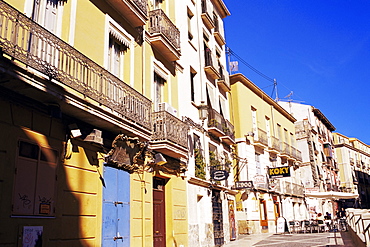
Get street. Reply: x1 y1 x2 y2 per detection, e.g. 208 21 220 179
224 231 356 247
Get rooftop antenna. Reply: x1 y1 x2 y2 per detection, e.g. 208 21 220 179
284 91 294 102
272 79 279 101
226 47 238 75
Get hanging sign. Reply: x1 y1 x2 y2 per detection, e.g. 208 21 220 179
234 181 254 189
268 166 291 178
254 174 266 185
211 170 229 181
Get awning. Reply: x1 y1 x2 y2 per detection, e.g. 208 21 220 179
305 191 359 200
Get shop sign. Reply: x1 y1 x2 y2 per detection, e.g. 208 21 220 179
254 174 266 185
268 166 291 178
234 181 254 189
305 187 320 193
211 170 229 181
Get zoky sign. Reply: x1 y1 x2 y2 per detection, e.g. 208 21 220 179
268 166 291 178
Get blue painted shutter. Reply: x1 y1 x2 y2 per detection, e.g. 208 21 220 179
102 166 130 246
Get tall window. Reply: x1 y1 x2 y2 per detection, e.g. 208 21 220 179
252 107 257 136
187 8 194 41
255 153 261 175
153 0 163 9
12 140 58 216
154 73 165 111
32 0 59 34
108 36 127 79
190 69 196 102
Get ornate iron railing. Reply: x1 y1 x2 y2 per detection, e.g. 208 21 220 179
149 9 180 51
223 119 235 141
0 1 152 130
152 111 188 148
296 149 302 161
292 183 304 196
281 142 291 156
133 0 148 15
208 108 224 132
256 128 268 146
271 136 280 152
284 181 292 194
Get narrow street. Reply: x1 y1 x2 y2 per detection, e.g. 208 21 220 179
224 231 356 247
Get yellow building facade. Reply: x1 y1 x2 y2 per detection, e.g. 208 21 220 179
0 0 188 246
333 133 370 209
230 74 305 234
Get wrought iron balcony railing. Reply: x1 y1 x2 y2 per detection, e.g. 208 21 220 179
208 108 234 144
152 111 188 149
149 9 180 51
217 65 230 91
254 128 268 147
106 0 148 26
292 183 304 196
0 1 152 130
208 108 224 137
280 142 291 157
284 181 292 194
204 48 221 79
132 0 147 14
201 0 215 30
270 136 281 152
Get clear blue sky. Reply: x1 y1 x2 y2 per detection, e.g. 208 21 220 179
223 0 370 145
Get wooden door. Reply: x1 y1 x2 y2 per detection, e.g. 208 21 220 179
259 199 268 231
153 177 166 247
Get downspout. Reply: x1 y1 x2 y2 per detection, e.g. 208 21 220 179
142 172 146 247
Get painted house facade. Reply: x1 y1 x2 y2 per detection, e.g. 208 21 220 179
333 133 370 209
230 74 304 235
279 101 339 218
0 0 189 246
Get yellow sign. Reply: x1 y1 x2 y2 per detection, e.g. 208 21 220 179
268 166 291 178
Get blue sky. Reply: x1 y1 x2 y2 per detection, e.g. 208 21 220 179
223 0 370 145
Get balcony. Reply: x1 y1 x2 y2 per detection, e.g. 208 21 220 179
220 119 235 145
283 181 293 195
204 48 221 80
292 183 304 197
253 128 268 148
0 1 152 135
280 142 291 158
201 0 215 30
207 108 234 145
151 111 189 159
217 66 230 92
208 108 224 137
213 17 225 46
148 9 180 61
295 149 302 162
268 136 280 154
105 0 148 26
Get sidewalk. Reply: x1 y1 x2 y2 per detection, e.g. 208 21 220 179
224 233 273 247
223 231 356 247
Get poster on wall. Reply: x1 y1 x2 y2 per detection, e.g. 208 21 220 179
228 200 237 241
23 226 43 247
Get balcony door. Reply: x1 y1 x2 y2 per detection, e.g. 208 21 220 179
32 0 58 34
154 73 165 112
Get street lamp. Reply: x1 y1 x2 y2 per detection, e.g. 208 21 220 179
198 101 208 125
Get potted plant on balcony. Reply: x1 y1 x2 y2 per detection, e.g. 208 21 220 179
195 148 206 180
208 119 218 128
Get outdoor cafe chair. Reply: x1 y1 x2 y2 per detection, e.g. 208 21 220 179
302 220 311 233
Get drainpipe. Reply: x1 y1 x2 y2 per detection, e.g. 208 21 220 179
142 172 146 247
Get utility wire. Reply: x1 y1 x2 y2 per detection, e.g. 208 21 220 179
227 47 274 83
226 46 305 102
